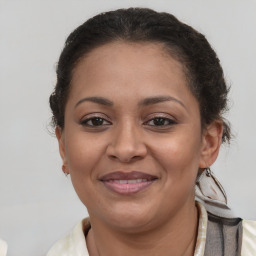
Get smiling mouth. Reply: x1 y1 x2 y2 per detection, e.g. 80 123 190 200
99 171 157 195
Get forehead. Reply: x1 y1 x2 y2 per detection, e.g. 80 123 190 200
71 41 188 93
66 41 200 119
82 41 172 62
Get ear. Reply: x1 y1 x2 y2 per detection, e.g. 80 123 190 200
199 120 223 169
56 127 69 175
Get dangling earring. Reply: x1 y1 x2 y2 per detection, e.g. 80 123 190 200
205 167 212 177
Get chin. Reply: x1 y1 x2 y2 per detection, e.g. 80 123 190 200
95 201 157 233
108 215 154 233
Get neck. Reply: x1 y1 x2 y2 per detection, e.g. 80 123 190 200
86 202 199 256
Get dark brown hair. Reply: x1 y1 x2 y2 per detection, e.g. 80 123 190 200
49 7 231 143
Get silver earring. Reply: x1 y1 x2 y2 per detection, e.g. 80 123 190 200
205 167 212 177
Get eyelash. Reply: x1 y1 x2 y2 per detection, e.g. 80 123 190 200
80 116 111 127
144 117 177 127
80 115 177 128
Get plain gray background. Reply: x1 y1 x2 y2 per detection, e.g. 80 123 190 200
0 0 255 255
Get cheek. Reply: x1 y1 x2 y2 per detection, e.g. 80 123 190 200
64 133 106 206
65 132 105 177
158 140 201 202
149 127 202 178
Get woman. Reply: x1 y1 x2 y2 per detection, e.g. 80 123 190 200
47 8 256 256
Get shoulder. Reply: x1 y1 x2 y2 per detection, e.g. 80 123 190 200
0 239 7 256
206 213 256 255
46 218 90 256
205 212 243 255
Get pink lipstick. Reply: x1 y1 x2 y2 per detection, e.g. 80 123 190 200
99 171 157 194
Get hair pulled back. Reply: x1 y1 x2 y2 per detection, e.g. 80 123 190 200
49 7 231 143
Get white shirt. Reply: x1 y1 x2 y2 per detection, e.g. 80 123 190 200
0 239 7 256
46 204 256 256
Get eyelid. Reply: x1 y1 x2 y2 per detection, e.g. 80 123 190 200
143 113 177 122
80 112 110 121
143 113 178 127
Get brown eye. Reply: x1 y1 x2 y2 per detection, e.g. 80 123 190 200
153 118 167 126
146 117 176 126
81 117 111 127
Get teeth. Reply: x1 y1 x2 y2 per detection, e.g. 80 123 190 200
116 179 147 184
128 179 141 183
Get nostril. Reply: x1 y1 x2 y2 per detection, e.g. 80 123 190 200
108 153 144 163
105 131 147 163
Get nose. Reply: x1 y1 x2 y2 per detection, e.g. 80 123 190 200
106 123 147 163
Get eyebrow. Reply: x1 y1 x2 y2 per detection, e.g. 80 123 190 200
139 96 186 109
75 95 186 109
75 97 113 108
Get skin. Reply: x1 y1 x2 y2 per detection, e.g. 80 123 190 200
56 41 223 256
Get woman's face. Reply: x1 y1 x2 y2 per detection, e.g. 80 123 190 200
57 42 216 232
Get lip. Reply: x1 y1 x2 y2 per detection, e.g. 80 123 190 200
99 171 158 195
